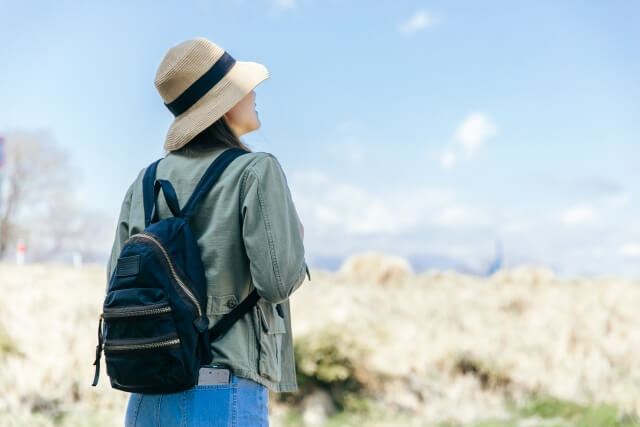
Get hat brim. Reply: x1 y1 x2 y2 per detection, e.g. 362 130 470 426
163 61 270 152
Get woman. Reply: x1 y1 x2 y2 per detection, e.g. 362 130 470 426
107 37 309 427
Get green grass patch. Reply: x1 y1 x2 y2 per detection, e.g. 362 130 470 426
275 395 640 427
517 396 640 427
464 396 640 427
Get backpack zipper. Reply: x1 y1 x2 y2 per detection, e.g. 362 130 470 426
102 302 172 320
126 232 203 318
104 334 180 352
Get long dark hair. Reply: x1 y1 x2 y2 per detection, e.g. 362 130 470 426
176 117 251 154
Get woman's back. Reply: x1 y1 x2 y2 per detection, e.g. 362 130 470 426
107 145 307 392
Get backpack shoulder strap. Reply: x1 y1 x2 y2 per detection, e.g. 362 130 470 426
180 148 248 219
150 179 182 223
143 158 162 227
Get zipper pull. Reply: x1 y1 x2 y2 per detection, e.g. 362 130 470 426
91 316 104 387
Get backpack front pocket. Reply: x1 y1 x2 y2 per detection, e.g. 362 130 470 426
103 287 178 336
101 288 193 392
103 300 176 339
103 301 172 320
104 333 180 353
104 332 191 392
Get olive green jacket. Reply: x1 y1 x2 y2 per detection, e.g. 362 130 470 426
106 147 308 392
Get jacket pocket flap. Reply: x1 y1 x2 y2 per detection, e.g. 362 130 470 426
207 294 239 316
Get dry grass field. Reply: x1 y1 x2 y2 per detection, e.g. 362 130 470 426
1 259 639 426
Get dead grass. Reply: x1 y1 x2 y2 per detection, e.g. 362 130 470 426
1 261 639 425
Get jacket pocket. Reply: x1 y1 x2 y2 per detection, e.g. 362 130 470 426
255 301 286 383
207 294 239 316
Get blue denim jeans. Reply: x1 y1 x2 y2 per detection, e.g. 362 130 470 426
124 374 269 427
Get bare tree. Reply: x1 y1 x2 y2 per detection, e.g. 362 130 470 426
26 192 115 263
0 132 71 258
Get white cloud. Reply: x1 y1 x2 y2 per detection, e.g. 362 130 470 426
288 170 640 276
499 219 535 235
390 187 457 229
436 206 470 227
620 244 640 257
274 0 296 9
605 192 631 208
399 9 437 36
347 200 396 234
291 170 495 235
435 204 492 228
437 113 497 169
559 205 599 226
440 150 456 169
290 170 458 235
454 112 498 156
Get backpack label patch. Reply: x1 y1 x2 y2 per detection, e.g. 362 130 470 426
116 255 140 277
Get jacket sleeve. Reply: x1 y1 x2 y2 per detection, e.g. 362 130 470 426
240 155 308 304
106 182 135 283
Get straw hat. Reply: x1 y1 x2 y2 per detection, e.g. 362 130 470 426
154 37 270 151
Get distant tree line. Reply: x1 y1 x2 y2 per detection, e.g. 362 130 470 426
0 132 113 263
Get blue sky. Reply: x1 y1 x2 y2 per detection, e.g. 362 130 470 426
1 0 639 277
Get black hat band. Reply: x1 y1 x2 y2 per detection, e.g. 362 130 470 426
165 51 236 117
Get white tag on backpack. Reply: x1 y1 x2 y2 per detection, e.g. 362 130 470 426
198 367 230 385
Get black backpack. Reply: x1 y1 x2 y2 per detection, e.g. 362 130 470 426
92 148 259 393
